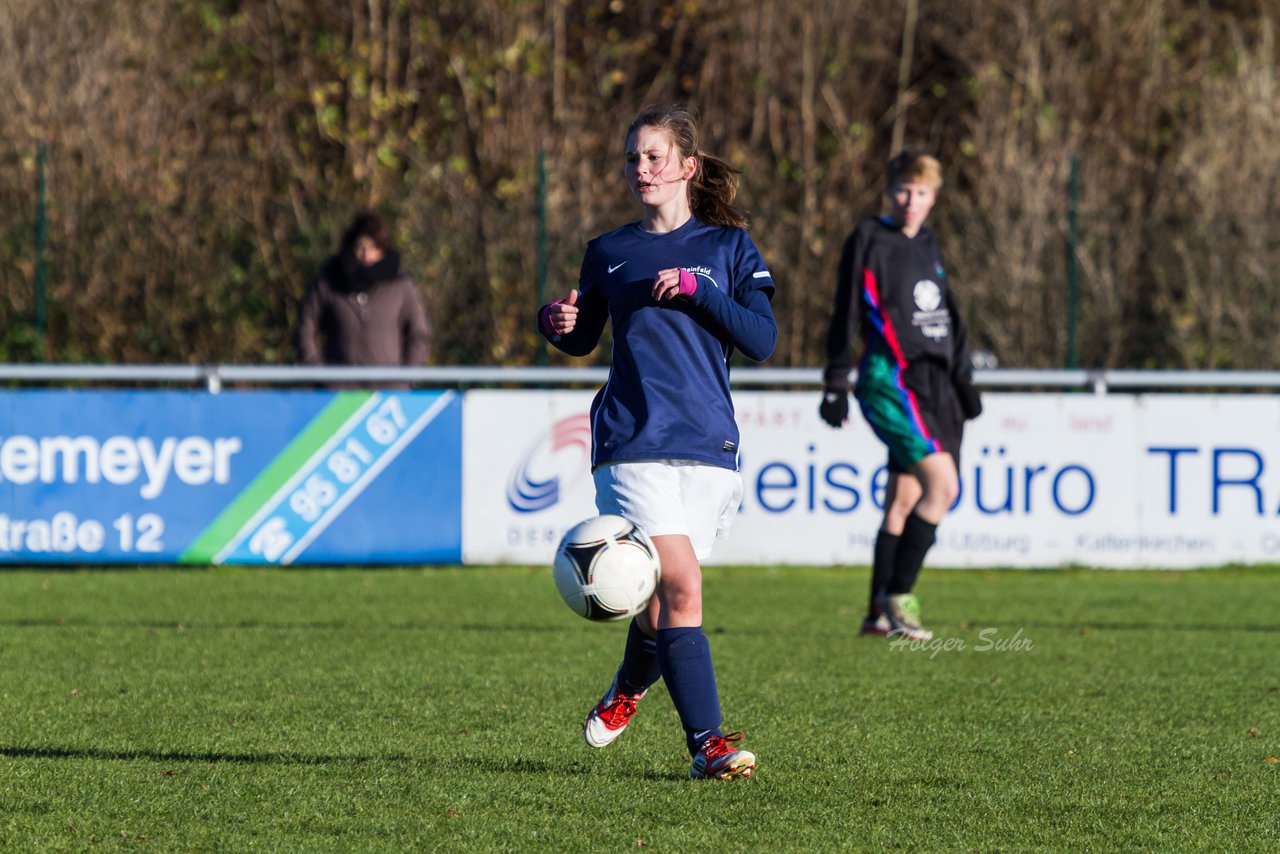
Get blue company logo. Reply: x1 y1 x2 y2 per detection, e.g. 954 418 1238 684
506 414 592 513
743 445 1097 517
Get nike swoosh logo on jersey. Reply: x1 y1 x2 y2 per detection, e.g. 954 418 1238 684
608 262 627 274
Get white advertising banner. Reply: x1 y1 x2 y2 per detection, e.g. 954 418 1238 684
463 390 1280 568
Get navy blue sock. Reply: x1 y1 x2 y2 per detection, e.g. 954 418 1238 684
656 626 722 756
616 618 661 694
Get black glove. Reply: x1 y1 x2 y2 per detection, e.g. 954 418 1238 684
819 386 850 427
956 378 983 420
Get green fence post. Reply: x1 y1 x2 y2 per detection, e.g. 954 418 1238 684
1065 153 1079 370
536 148 548 365
35 142 48 358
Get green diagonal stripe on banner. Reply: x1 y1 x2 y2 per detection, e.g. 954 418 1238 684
178 392 372 564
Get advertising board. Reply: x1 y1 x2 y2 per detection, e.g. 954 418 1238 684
463 390 1280 568
7 387 1276 568
0 390 462 564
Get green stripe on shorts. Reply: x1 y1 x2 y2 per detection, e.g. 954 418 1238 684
856 347 935 470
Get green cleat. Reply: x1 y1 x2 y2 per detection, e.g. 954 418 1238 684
877 592 934 640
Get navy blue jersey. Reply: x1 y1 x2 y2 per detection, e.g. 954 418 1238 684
541 216 777 470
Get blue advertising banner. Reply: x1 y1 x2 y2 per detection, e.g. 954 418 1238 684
0 390 462 565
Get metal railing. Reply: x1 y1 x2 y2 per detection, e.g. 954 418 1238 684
1 364 1279 394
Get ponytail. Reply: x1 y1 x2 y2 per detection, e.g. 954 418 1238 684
691 151 747 229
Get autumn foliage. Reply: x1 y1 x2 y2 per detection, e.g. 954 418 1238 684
1 0 1277 369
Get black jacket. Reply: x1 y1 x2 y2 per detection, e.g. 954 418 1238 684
824 217 980 418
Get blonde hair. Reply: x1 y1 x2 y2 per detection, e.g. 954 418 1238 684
625 106 748 229
886 149 943 191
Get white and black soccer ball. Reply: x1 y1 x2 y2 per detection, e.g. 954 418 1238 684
553 515 661 622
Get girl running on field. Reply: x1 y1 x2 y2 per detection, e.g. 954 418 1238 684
537 105 777 780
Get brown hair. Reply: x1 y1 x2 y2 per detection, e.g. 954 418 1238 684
340 210 393 254
625 106 748 229
886 148 943 191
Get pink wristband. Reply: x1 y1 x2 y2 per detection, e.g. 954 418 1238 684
677 268 698 297
539 300 564 338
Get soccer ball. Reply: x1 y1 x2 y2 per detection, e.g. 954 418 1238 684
553 515 661 622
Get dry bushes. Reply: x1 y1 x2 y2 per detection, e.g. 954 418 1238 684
0 0 1276 369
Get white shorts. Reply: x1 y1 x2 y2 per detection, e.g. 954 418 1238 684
593 460 743 560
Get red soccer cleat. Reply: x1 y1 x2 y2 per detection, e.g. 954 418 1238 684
583 674 647 748
689 732 756 780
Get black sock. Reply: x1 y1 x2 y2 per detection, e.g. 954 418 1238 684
887 513 937 595
869 530 899 616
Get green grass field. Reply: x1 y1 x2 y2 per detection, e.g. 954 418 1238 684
0 565 1276 852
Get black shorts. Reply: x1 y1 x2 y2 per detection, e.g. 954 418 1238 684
856 353 964 474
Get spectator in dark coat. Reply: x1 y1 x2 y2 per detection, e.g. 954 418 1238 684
296 212 432 375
